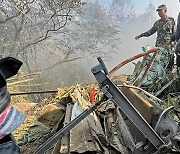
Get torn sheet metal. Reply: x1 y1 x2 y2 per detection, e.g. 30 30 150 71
72 89 111 153
116 108 135 152
70 102 102 153
60 103 73 153
38 104 64 128
73 89 104 135
121 87 153 123
105 101 129 153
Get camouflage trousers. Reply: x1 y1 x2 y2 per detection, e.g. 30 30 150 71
135 48 175 86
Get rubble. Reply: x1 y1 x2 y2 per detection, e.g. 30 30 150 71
9 47 180 154
11 83 129 153
11 81 179 153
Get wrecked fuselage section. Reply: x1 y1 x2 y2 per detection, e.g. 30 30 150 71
92 57 180 154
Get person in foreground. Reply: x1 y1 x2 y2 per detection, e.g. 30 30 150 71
0 57 25 154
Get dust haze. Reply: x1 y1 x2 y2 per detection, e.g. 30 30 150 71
19 0 180 88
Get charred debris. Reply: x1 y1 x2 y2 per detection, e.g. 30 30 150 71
12 48 180 154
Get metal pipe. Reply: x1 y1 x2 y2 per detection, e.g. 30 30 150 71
109 48 158 77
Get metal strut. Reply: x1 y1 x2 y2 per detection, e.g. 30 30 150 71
91 57 165 150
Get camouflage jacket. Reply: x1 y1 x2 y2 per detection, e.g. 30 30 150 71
140 17 175 48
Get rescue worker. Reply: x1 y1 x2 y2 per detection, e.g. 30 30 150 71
0 57 25 154
135 4 176 49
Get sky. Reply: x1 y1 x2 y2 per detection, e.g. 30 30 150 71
133 0 179 20
86 0 180 20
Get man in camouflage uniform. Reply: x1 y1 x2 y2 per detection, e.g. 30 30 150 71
135 5 175 48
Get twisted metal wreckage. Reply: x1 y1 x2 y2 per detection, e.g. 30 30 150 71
0 47 180 154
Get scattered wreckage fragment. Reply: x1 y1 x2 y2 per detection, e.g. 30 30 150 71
1 52 179 154
92 57 180 154
34 56 180 154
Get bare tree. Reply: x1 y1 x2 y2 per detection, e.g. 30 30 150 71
109 0 135 22
0 0 120 73
31 2 120 71
0 0 81 56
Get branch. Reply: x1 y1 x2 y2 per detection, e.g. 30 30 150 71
20 9 70 51
44 9 70 38
0 12 21 24
0 0 31 24
41 56 85 71
20 35 51 51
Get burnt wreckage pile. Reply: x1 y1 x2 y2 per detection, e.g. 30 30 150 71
15 50 180 154
1 47 180 154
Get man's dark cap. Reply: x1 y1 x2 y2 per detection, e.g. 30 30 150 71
156 4 167 11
